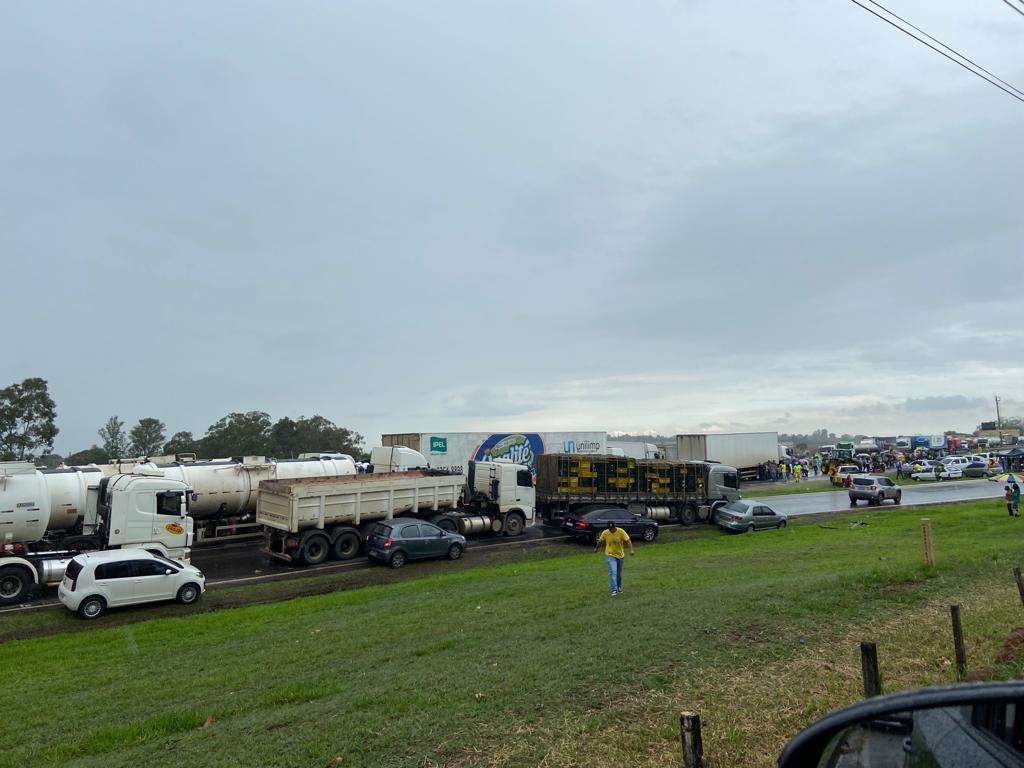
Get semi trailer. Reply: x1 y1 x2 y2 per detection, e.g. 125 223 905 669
0 461 194 605
667 432 781 479
259 453 536 564
535 453 741 526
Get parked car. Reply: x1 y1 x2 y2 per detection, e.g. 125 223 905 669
940 456 972 471
713 499 787 533
57 549 205 620
365 517 466 568
963 461 989 478
848 475 901 506
830 465 861 486
562 505 658 543
907 459 939 473
911 466 963 481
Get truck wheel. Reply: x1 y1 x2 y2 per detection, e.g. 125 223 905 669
331 530 361 560
0 566 33 605
641 526 657 542
299 534 330 565
447 543 464 560
503 513 525 537
176 583 201 604
78 595 106 620
435 516 458 534
679 505 696 526
389 551 407 569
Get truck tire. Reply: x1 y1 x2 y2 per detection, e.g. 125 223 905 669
78 595 106 620
679 505 696 526
0 565 33 606
176 583 202 604
331 530 361 560
434 516 458 534
503 512 525 537
389 550 407 569
299 534 330 565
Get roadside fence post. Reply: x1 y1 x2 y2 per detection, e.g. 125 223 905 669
951 604 967 680
679 711 704 768
1013 567 1024 608
860 641 882 698
920 519 935 567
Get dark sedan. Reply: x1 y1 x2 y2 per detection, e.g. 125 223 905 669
561 506 658 544
366 518 466 569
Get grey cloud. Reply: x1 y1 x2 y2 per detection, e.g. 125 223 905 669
903 396 988 412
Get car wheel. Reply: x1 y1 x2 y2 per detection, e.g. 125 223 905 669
746 524 755 533
176 583 202 605
641 526 657 542
894 493 901 505
778 519 787 529
503 513 524 537
299 534 330 565
447 543 464 560
849 499 857 507
0 565 33 606
78 596 106 620
389 550 407 569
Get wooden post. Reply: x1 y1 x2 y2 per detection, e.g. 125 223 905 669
921 519 935 567
860 641 882 698
1013 567 1024 608
679 712 704 768
951 605 967 680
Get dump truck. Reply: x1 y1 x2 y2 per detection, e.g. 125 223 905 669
534 453 741 527
0 461 194 605
258 453 536 564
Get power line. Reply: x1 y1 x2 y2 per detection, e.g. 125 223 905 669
865 0 1024 99
848 0 1024 105
1002 0 1024 19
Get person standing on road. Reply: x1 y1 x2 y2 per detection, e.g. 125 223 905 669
895 460 904 479
594 521 634 596
1013 483 1021 517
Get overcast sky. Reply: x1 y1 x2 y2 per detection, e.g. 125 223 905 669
2 1 1022 454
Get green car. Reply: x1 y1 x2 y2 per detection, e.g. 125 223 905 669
713 500 788 533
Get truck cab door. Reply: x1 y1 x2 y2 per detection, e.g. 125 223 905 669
154 491 189 547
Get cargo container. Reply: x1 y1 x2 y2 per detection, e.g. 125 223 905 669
535 454 740 526
258 453 535 564
380 431 606 474
606 440 663 459
667 432 780 479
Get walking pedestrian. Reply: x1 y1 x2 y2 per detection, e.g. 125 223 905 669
1013 483 1021 517
1006 485 1015 517
794 462 802 482
594 521 634 596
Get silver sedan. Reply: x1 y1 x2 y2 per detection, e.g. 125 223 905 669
713 499 788 533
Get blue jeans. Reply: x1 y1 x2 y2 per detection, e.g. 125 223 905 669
605 555 624 593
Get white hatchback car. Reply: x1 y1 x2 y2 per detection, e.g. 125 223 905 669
58 549 206 619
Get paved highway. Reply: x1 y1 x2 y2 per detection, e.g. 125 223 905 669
762 478 1003 517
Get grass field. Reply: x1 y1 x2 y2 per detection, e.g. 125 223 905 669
3 499 1024 768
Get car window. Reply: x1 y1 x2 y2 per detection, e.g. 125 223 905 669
852 478 873 486
420 523 442 536
95 561 134 580
133 560 169 577
400 524 421 538
879 478 892 486
153 555 182 571
370 523 391 537
65 560 84 581
583 509 614 521
723 502 748 513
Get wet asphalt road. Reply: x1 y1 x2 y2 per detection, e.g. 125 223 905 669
761 478 1002 517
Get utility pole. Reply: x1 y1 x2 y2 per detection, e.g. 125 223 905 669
995 395 1004 443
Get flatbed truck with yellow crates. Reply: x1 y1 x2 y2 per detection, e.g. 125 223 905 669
535 454 742 527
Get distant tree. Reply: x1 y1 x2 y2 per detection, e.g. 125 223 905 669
37 453 64 469
269 415 364 458
163 431 198 455
98 416 130 458
199 411 273 457
0 377 59 460
129 417 166 456
66 445 111 465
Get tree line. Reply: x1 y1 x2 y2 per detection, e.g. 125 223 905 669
0 377 365 466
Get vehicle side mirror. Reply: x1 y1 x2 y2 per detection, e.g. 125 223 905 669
439 531 446 537
165 569 173 575
778 682 1024 767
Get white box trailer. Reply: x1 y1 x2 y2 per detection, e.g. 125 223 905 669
380 431 607 474
670 432 780 478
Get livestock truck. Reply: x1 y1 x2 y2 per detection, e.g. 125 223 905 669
0 461 195 605
668 432 781 480
535 453 741 526
258 450 536 564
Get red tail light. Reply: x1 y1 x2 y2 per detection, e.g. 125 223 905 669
730 514 744 521
870 485 877 491
384 537 393 548
577 522 590 528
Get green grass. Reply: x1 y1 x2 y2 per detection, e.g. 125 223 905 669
3 499 1024 768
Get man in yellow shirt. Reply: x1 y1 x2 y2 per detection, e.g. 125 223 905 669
594 521 635 596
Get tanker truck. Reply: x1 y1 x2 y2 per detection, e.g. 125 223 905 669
0 461 194 605
258 448 536 564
